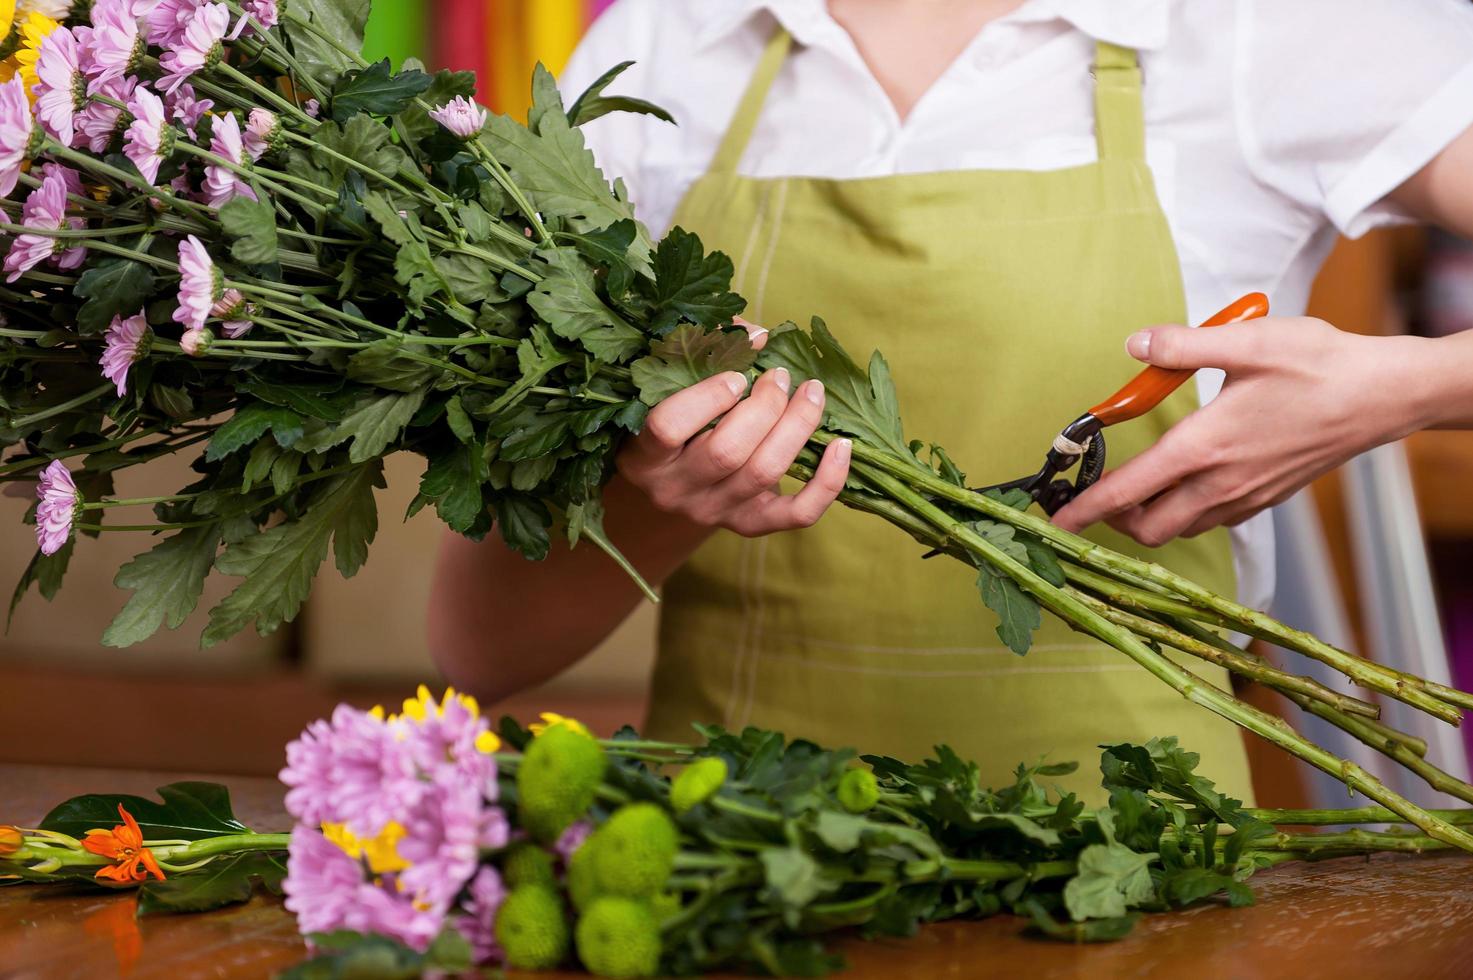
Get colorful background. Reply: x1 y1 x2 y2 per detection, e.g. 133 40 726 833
363 0 615 120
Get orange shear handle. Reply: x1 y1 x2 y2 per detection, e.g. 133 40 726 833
1087 292 1270 428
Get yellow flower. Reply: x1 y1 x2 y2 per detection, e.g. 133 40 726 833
10 11 58 99
529 711 590 738
321 821 411 875
0 2 18 53
373 685 502 754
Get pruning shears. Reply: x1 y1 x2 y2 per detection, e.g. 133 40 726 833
977 292 1271 516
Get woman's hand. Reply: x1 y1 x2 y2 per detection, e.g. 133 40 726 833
1052 316 1439 546
616 323 852 536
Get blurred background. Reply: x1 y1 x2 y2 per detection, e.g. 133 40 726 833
3 1 1473 813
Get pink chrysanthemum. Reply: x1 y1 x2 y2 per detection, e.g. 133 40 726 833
0 77 36 197
396 774 508 914
39 161 83 197
156 2 227 95
211 287 253 338
4 170 84 282
279 704 426 838
555 820 593 861
165 83 213 139
75 73 137 153
228 0 277 39
99 311 150 396
429 96 487 139
144 0 197 48
84 0 144 87
202 112 256 207
302 98 320 119
35 460 79 557
122 86 170 184
456 866 507 965
283 828 444 952
243 107 275 160
32 26 85 148
172 234 219 332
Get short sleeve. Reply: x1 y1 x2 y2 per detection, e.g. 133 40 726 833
1239 0 1473 238
556 0 663 222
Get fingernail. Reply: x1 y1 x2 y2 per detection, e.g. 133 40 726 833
835 438 851 463
771 367 790 394
805 379 825 405
749 326 769 342
724 372 748 396
1126 331 1151 360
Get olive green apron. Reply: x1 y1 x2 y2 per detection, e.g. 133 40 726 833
648 31 1253 803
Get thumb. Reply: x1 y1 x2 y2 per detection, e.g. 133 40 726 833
1125 322 1265 373
733 315 769 351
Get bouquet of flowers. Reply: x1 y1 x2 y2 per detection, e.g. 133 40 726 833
3 0 1473 853
5 691 1468 978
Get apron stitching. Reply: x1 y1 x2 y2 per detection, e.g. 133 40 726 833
739 535 772 729
755 633 1124 656
751 178 791 315
722 534 756 728
750 652 1149 679
732 181 771 295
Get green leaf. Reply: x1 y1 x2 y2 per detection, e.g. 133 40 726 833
527 247 644 362
346 339 439 392
315 116 409 183
102 524 222 647
567 61 677 128
361 192 442 307
631 324 758 406
1063 813 1158 921
72 258 153 335
759 317 912 460
285 0 371 86
976 564 1040 656
278 933 427 980
444 395 474 443
1024 899 1139 942
645 227 744 332
8 541 73 627
494 493 551 560
1022 534 1067 587
218 195 280 266
433 252 501 305
329 59 433 121
526 62 567 135
239 378 344 421
761 847 835 912
206 403 305 460
419 440 487 533
41 782 249 840
202 463 383 646
482 99 648 240
137 852 287 915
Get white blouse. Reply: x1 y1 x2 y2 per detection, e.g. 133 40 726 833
561 0 1473 611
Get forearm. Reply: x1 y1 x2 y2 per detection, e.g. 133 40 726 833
1406 330 1473 430
427 474 713 702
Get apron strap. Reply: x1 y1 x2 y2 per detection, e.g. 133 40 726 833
706 28 794 175
1093 41 1147 161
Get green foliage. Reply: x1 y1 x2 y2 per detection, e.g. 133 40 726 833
567 61 677 128
219 195 280 265
73 258 153 334
329 59 432 121
644 228 744 333
517 724 607 842
631 325 758 406
496 884 571 970
576 896 662 978
588 803 678 897
41 782 248 840
285 0 372 86
102 524 222 647
280 929 472 980
137 852 286 915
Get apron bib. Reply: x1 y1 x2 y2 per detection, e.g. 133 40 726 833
649 32 1253 803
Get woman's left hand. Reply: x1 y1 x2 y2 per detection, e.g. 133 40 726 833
1052 316 1437 546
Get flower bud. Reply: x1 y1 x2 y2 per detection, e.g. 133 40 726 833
670 756 727 813
0 825 24 856
179 325 214 356
837 768 880 813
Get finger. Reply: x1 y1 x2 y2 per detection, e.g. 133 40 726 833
1052 440 1196 532
681 368 793 484
1106 479 1221 549
733 315 770 351
1124 321 1271 374
631 371 748 466
733 437 851 535
716 379 826 501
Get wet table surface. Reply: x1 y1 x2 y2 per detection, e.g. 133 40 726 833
4 763 1473 979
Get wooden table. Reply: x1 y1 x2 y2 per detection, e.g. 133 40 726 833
5 764 1473 980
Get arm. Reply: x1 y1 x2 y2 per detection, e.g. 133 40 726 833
428 330 851 702
1053 125 1473 547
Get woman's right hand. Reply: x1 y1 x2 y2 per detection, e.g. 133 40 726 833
616 326 852 537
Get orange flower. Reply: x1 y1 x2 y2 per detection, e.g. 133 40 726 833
80 805 166 884
0 824 22 856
